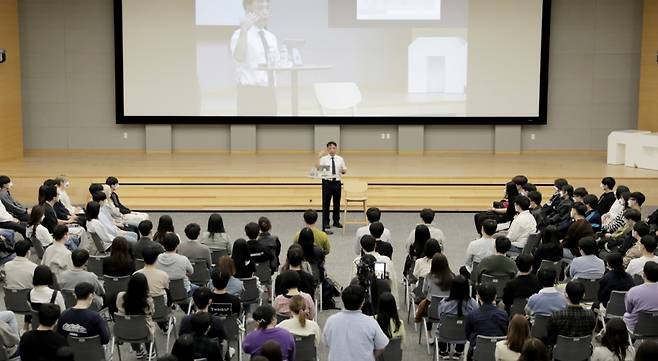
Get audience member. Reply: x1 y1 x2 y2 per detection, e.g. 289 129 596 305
259 340 283 361
153 214 176 244
502 255 541 312
53 175 80 215
0 311 19 358
548 184 574 228
568 237 605 279
583 194 602 232
243 305 295 360
626 235 658 276
410 224 431 259
57 282 110 344
179 287 227 345
58 249 105 306
352 235 398 299
105 176 149 222
466 284 508 360
156 233 195 294
29 265 66 312
546 281 596 346
635 340 658 361
202 213 232 253
573 187 588 204
526 269 566 317
0 175 28 221
436 276 478 358
602 186 630 226
404 208 445 252
26 205 53 247
475 236 518 282
170 334 195 361
624 261 658 332
323 285 388 361
370 222 393 259
275 246 315 297
412 238 442 279
273 271 316 320
19 304 68 361
135 245 170 300
41 225 73 275
216 255 245 296
258 216 282 270
420 253 454 313
597 177 617 215
597 253 634 308
562 202 594 256
116 273 155 359
355 207 393 255
84 201 114 252
245 222 275 269
592 318 634 361
277 295 322 346
375 292 404 340
495 315 530 361
292 210 331 255
0 187 27 238
3 240 37 288
622 222 652 267
132 219 164 260
507 196 537 251
297 228 326 272
209 268 242 316
189 312 224 361
463 219 497 276
232 238 256 278
532 225 564 273
517 337 549 361
102 236 135 277
178 223 212 269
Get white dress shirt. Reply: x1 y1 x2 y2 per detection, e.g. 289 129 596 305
86 218 114 251
626 255 658 276
25 224 54 247
318 155 346 181
507 210 537 248
354 224 392 255
404 223 445 250
230 26 278 86
464 236 496 272
0 201 14 222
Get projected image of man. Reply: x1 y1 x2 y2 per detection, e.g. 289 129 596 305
230 0 278 116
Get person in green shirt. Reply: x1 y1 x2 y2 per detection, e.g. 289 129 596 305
292 210 331 255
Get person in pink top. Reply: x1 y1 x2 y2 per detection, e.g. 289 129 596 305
273 271 316 320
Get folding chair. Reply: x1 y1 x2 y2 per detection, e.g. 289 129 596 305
630 311 658 342
276 312 289 324
254 262 272 285
29 235 45 260
135 259 145 271
68 335 105 361
190 260 211 286
215 311 244 361
111 314 157 361
604 291 627 319
169 278 193 315
633 274 644 286
89 232 108 255
377 337 402 361
552 335 592 361
530 314 551 340
87 255 107 278
103 275 131 300
294 334 318 361
480 274 511 301
435 315 468 361
239 276 261 308
521 232 542 256
406 277 424 326
310 263 323 311
3 287 31 315
473 335 506 361
509 298 527 317
341 180 368 234
211 249 228 266
470 262 480 286
574 278 600 303
0 343 8 361
152 295 175 351
538 260 564 281
421 295 445 354
62 289 76 309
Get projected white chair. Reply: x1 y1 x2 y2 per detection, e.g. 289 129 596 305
606 130 650 165
314 82 362 116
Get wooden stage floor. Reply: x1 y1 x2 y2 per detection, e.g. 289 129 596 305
3 151 657 211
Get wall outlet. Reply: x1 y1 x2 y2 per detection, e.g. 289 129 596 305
530 133 536 140
123 132 128 139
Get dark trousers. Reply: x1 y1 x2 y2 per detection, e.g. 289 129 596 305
322 179 341 229
237 85 277 116
0 221 26 238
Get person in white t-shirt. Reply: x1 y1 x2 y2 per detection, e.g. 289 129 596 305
404 208 445 251
354 207 392 255
461 218 497 277
626 235 658 276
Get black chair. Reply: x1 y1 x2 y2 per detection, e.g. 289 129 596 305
406 276 424 325
630 311 658 342
538 260 563 281
87 255 107 278
634 273 644 286
521 232 542 256
276 312 289 324
135 259 145 270
530 314 551 340
604 291 627 319
480 273 511 301
294 334 317 361
3 287 31 316
62 289 76 309
152 295 174 351
210 249 228 266
189 259 210 286
102 275 131 301
509 298 527 317
377 337 402 361
473 335 506 361
29 235 45 260
254 262 272 284
574 278 600 303
552 335 592 361
169 278 192 314
435 315 467 361
421 295 445 354
111 314 157 361
89 232 108 255
239 276 261 307
68 335 105 361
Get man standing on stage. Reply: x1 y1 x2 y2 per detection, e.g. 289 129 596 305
230 0 278 115
316 141 347 235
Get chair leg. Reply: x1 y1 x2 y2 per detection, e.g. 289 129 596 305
187 301 193 315
424 321 431 355
166 316 173 352
342 201 348 235
434 337 439 361
147 341 155 361
319 284 323 311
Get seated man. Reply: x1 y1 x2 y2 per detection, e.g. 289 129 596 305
626 235 658 276
370 222 394 259
19 304 68 361
0 175 29 222
178 223 212 270
502 255 541 312
546 281 596 346
526 268 567 318
41 225 73 276
528 191 548 230
156 233 195 295
354 207 392 255
244 222 275 271
179 287 227 344
623 222 653 267
548 184 574 229
57 282 110 345
462 219 498 277
507 196 537 251
476 236 518 283
351 235 398 300
58 249 105 307
132 220 164 260
0 189 26 238
188 313 224 361
135 245 170 301
624 261 658 332
568 237 605 280
2 240 37 289
596 177 617 215
583 194 602 233
292 210 330 255
465 284 509 360
562 202 594 257
404 208 445 252
209 268 242 316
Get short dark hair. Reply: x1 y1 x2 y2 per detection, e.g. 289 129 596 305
303 209 318 225
286 245 304 267
582 194 599 210
53 225 68 241
162 233 180 252
366 207 381 223
142 246 161 265
554 178 568 189
477 284 497 303
515 255 534 273
616 186 630 200
105 176 119 186
644 261 658 282
192 287 212 309
360 235 376 253
641 235 658 253
245 222 260 239
71 249 90 268
74 282 95 300
623 209 642 222
38 303 61 327
277 270 301 291
191 311 212 336
578 237 597 255
369 222 384 238
527 191 542 205
211 268 230 290
572 202 588 217
634 222 651 237
88 183 103 196
92 191 106 202
574 187 588 198
258 216 272 232
512 175 528 186
341 285 365 311
420 208 435 223
43 185 58 201
561 184 574 198
537 268 557 288
601 177 616 190
630 192 646 206
482 219 498 236
516 196 531 211
138 220 153 237
326 141 337 147
184 223 201 240
522 183 537 193
565 281 585 304
85 201 101 220
495 236 511 254
14 240 31 257
0 176 10 188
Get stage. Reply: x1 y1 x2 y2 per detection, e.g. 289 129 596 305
3 151 658 211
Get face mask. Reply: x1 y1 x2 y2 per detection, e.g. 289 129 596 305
64 182 70 188
7 182 12 188
600 184 605 190
40 216 45 223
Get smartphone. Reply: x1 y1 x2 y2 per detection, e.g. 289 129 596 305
374 262 386 280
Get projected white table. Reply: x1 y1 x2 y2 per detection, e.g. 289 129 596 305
259 65 332 116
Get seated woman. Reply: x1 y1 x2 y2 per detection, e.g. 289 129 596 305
413 238 442 280
105 177 149 226
276 295 321 346
153 215 176 244
436 276 478 360
495 315 530 361
202 213 232 254
231 239 256 279
28 265 66 315
296 228 325 280
375 292 405 341
275 245 316 298
116 273 155 359
216 256 245 297
54 175 82 215
532 225 564 273
26 205 54 248
102 236 135 277
592 318 635 361
85 201 118 252
273 271 316 320
242 305 295 361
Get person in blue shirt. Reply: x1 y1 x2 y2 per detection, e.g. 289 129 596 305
583 194 602 232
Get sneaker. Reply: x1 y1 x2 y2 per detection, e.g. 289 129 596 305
323 228 334 235
228 346 236 359
452 352 463 360
438 351 450 359
333 223 343 228
135 346 146 359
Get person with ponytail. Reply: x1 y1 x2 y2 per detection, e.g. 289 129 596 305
592 318 635 361
277 295 321 346
243 305 295 361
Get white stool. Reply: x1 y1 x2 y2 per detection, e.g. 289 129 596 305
607 130 650 165
634 133 658 170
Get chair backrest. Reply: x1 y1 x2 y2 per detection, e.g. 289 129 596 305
343 180 368 198
530 314 551 339
87 255 106 278
89 232 107 255
427 295 444 322
211 249 228 265
377 337 402 361
480 273 511 300
605 291 627 318
510 298 528 317
30 235 45 259
3 287 31 314
152 295 171 322
412 277 424 303
437 314 467 343
219 314 240 342
634 273 644 286
552 335 592 361
634 311 658 337
113 313 151 342
62 289 76 309
314 82 362 115
102 275 131 298
239 277 260 304
294 334 317 361
473 335 506 361
190 259 211 286
254 262 272 284
169 278 189 304
0 343 8 361
471 262 480 284
574 278 600 303
276 312 290 324
521 232 542 256
309 263 322 283
68 335 105 361
135 259 145 270
208 302 234 318
538 260 563 280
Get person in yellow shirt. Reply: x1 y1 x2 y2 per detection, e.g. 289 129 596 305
292 209 330 255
